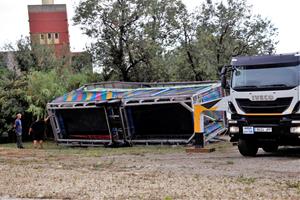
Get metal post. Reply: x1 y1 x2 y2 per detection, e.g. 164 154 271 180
119 107 127 140
123 107 131 138
194 107 205 148
104 107 112 142
194 132 204 148
193 105 205 147
47 109 59 141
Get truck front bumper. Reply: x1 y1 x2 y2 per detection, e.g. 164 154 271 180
228 114 300 145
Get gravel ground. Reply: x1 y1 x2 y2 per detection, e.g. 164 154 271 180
0 141 300 200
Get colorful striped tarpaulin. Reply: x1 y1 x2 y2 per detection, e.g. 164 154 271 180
51 83 220 103
52 89 125 103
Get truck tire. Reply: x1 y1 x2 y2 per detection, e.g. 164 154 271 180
238 139 258 157
262 144 278 153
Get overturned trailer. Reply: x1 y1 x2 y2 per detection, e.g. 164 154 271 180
47 81 226 146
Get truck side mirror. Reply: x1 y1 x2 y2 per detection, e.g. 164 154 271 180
220 66 227 75
221 75 228 89
220 66 229 89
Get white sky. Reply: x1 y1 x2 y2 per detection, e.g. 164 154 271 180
0 0 299 53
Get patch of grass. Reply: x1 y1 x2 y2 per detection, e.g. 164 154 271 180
1 141 185 158
0 141 60 149
92 159 115 170
286 181 300 192
109 146 182 156
237 175 256 184
244 187 252 193
193 174 200 181
209 141 232 152
164 196 173 200
226 160 234 165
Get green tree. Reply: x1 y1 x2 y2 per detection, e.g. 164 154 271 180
0 37 98 137
0 69 28 136
173 0 278 81
4 36 69 73
26 70 66 119
71 51 93 73
199 0 277 65
26 67 101 119
73 0 187 82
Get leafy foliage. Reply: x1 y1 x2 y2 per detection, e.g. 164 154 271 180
74 0 187 81
26 70 65 119
74 0 278 81
26 67 98 119
4 37 64 72
0 69 27 136
0 37 97 137
172 0 278 81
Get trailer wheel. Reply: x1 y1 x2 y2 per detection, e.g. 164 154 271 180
262 144 278 153
238 139 258 157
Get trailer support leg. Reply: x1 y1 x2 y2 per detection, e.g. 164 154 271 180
194 132 204 148
186 105 215 153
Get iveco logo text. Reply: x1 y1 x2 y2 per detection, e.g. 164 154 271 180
251 95 275 101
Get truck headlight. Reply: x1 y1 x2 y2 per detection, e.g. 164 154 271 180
229 126 239 133
290 127 300 134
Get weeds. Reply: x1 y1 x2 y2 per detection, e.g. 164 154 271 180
93 159 115 170
226 160 234 165
286 180 300 192
237 175 256 184
0 141 185 157
209 142 232 152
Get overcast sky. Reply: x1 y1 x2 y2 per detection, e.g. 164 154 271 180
0 0 300 53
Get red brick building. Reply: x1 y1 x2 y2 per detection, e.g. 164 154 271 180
28 0 70 58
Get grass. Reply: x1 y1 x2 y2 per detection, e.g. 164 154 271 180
1 141 58 149
286 180 300 192
1 140 234 160
92 159 115 170
0 141 185 157
209 141 232 152
237 175 256 184
226 160 234 165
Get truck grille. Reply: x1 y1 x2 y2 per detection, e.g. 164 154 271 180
244 116 282 125
236 97 293 113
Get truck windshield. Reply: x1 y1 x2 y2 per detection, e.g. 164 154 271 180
232 64 300 91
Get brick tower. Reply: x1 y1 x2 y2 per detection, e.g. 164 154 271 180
28 0 70 58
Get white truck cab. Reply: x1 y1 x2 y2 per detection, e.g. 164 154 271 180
221 53 300 156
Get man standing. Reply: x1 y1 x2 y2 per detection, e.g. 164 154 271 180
14 113 24 149
29 118 47 149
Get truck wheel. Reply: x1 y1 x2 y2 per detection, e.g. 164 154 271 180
238 139 258 157
262 144 278 153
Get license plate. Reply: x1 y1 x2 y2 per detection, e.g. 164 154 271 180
254 127 272 132
243 126 254 134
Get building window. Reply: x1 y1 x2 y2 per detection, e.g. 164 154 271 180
40 34 45 44
54 33 60 44
47 33 54 44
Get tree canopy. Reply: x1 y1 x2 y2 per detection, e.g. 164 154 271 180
74 0 278 81
0 37 98 138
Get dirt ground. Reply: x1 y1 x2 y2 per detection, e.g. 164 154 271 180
0 140 300 200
